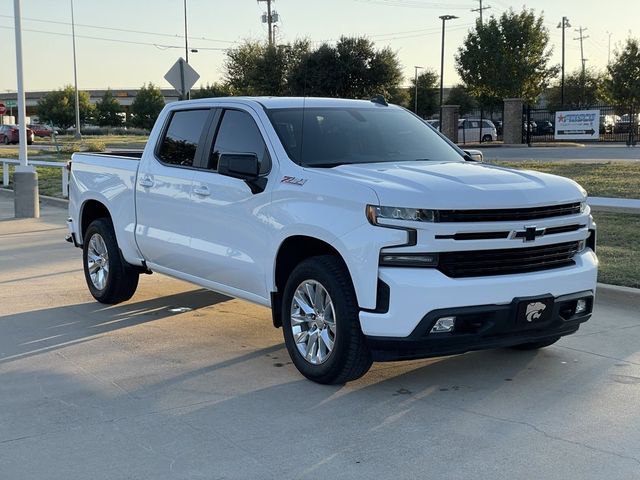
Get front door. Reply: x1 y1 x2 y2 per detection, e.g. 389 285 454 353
187 107 274 301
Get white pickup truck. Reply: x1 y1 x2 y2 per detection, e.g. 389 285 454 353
67 97 598 384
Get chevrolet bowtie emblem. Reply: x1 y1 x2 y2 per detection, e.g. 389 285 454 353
511 225 546 242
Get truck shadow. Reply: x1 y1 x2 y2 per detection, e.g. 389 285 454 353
0 288 230 365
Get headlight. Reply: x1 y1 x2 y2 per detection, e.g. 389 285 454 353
580 201 587 213
366 205 436 225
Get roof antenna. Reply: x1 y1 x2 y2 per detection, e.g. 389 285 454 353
370 94 388 106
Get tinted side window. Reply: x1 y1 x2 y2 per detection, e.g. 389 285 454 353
482 121 493 128
210 110 270 174
157 109 210 167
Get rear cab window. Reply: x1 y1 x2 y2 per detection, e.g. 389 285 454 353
157 109 210 167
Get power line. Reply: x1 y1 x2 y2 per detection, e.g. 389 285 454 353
0 24 227 51
0 14 237 44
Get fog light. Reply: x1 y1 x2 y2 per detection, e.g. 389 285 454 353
575 299 588 315
430 316 456 333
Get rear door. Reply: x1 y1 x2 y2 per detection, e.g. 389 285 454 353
135 108 214 272
186 107 274 300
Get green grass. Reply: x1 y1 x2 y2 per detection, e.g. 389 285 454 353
53 134 147 149
492 161 640 199
0 163 66 198
592 212 640 288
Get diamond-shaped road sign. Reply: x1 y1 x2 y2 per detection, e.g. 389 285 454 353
164 58 200 97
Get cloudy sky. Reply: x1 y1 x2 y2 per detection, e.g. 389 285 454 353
0 0 637 93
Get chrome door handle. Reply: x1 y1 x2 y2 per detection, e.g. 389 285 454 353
138 175 154 188
193 185 210 196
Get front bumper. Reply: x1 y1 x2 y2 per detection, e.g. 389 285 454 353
359 248 598 339
367 291 593 361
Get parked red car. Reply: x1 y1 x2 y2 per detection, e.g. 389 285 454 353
0 125 34 145
28 123 57 138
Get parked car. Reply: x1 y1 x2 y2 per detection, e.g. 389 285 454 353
613 114 640 134
28 123 58 138
599 115 618 134
0 124 34 145
535 120 554 135
425 119 440 130
458 119 497 142
67 97 597 384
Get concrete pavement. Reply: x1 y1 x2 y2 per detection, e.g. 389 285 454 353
1 198 639 479
483 144 640 163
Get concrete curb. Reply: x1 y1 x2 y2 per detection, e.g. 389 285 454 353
597 282 640 296
458 142 586 149
0 188 68 209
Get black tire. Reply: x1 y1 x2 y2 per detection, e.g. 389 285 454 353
281 255 373 384
482 134 493 143
82 218 139 304
2 136 9 145
509 336 561 351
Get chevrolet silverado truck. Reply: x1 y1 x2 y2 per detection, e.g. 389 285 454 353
66 97 598 384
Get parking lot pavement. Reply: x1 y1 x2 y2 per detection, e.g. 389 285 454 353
1 197 639 480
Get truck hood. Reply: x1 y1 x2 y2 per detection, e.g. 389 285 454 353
312 161 586 209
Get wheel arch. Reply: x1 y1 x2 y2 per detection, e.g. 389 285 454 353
271 235 353 328
79 199 112 244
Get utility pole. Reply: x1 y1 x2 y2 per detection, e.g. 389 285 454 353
574 26 589 107
557 16 571 108
471 0 491 26
574 26 589 77
258 0 279 47
70 0 81 139
607 31 612 65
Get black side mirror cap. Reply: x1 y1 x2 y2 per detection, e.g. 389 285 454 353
218 153 260 180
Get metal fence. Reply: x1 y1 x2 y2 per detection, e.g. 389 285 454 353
1 159 68 198
524 104 639 145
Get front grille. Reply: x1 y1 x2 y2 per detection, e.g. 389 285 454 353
437 202 582 222
438 241 580 278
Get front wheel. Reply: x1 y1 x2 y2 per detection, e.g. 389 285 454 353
281 255 372 384
482 134 493 143
82 218 139 304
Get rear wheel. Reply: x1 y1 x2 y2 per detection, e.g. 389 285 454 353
281 255 372 384
82 218 139 304
509 336 560 350
2 136 9 145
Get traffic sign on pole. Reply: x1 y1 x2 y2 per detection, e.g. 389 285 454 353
164 58 199 99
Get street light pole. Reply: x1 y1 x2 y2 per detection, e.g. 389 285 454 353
439 15 458 125
414 66 423 115
183 0 191 99
13 0 39 218
70 0 81 139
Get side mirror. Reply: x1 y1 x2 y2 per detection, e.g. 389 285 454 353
463 149 483 162
218 153 260 180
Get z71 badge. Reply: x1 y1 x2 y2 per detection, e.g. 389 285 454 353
281 176 308 186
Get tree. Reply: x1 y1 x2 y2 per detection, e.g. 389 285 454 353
224 40 310 96
455 9 559 105
408 70 439 118
289 36 403 99
607 37 640 111
446 85 478 116
130 83 165 130
94 89 123 127
545 68 609 111
191 83 234 99
36 85 93 129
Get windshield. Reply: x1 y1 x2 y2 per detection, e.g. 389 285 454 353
267 107 464 167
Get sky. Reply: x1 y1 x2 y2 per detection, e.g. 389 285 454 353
0 0 638 94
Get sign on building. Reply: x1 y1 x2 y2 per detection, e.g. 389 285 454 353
554 110 600 140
